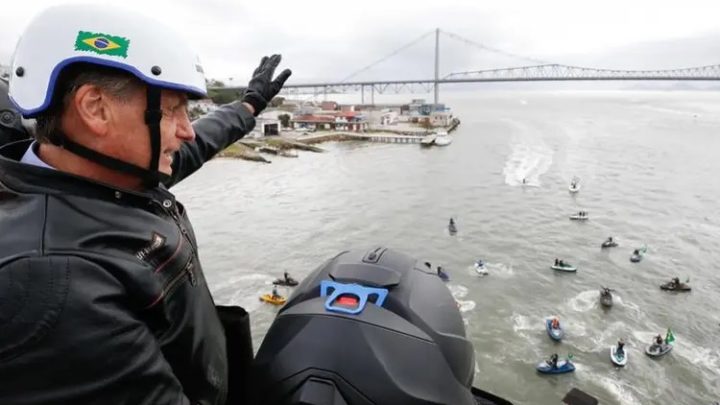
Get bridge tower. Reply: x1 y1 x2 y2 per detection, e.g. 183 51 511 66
434 28 440 105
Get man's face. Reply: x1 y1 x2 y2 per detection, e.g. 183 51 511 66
107 87 195 176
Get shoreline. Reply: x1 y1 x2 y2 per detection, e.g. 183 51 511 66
215 118 460 163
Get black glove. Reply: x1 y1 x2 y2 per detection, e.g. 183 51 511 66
242 54 292 116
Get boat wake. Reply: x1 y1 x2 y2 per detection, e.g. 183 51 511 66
502 141 553 186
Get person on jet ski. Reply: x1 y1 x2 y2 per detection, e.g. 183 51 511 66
607 236 613 243
633 249 639 255
522 178 527 184
283 271 290 283
616 339 625 357
654 334 663 346
551 318 560 329
547 353 559 368
271 287 280 299
449 218 455 226
671 277 680 287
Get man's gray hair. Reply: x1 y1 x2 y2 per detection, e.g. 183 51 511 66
35 63 143 144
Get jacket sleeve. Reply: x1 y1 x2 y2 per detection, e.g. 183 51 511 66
165 101 256 188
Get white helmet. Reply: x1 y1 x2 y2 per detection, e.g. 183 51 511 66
9 4 207 118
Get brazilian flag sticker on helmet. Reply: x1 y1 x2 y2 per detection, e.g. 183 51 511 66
74 31 130 58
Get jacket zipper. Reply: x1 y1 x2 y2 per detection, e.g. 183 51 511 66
165 258 196 298
154 200 198 259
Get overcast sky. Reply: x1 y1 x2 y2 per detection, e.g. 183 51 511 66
3 0 720 85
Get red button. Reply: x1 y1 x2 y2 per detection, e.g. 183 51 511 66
337 295 359 307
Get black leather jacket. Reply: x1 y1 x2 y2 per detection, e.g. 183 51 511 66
0 101 255 405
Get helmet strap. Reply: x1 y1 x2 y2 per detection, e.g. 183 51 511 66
50 85 169 188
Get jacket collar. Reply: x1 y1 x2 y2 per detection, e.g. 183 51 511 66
0 140 175 208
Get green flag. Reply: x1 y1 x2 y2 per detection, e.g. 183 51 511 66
74 31 130 58
665 328 675 344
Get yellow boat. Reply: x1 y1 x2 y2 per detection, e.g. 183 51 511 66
260 293 286 305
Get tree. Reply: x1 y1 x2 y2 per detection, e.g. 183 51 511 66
270 96 285 107
278 114 291 128
208 88 239 105
188 105 205 121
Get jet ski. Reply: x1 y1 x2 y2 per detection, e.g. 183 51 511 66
601 239 618 248
437 267 450 282
600 288 613 307
610 345 627 367
645 343 673 358
474 260 488 276
273 276 299 286
551 262 577 272
660 281 691 292
536 358 575 374
546 318 564 341
630 245 647 262
260 293 287 306
569 212 589 220
568 177 581 193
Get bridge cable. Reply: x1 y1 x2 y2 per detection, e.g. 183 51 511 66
339 30 436 83
440 30 551 66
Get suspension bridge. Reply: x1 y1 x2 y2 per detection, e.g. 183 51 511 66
214 29 720 104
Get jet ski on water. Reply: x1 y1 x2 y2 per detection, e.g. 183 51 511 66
569 211 589 221
273 272 299 286
645 329 675 358
610 339 627 367
546 317 565 341
600 287 614 307
630 245 647 262
436 266 450 282
260 287 287 306
448 217 457 235
569 177 581 193
660 277 691 292
551 259 577 272
536 353 575 374
601 236 618 248
474 259 488 275
253 246 513 404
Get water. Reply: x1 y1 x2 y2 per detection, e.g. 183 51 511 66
173 91 720 404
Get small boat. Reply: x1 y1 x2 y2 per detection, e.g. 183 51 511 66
551 263 577 272
610 345 628 367
474 260 488 276
569 212 589 221
600 288 613 307
536 358 575 374
433 129 452 146
546 318 565 341
260 293 287 306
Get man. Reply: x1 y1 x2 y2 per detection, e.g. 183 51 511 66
0 78 30 145
0 4 290 405
616 339 625 357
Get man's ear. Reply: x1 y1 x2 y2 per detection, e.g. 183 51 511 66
72 84 110 136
